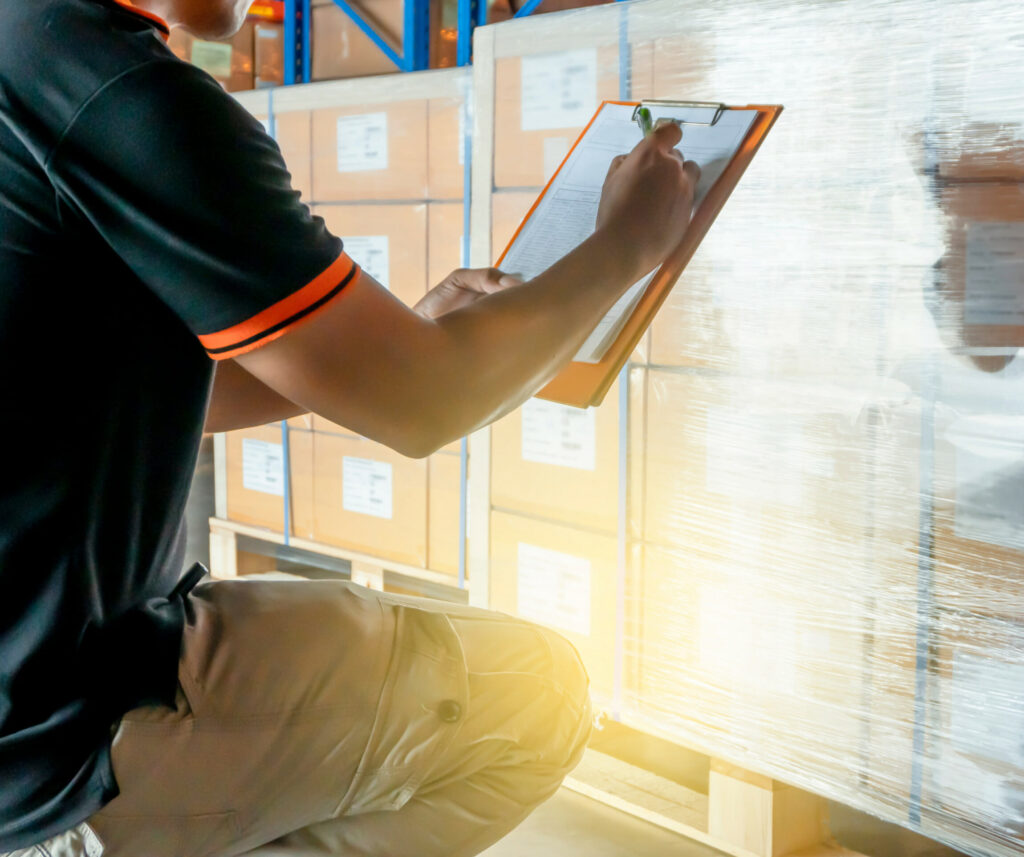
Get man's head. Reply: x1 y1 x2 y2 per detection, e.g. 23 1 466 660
138 0 252 40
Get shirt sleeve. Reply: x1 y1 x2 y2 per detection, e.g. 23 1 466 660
47 59 360 360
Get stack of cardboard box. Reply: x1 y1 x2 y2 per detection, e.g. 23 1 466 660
479 5 1024 853
225 70 471 579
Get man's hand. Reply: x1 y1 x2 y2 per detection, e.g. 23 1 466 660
596 120 701 278
414 267 525 320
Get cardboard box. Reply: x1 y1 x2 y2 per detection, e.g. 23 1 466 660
286 414 314 431
936 125 1024 183
933 183 1024 353
311 431 428 566
489 510 619 699
638 542 871 792
225 424 313 534
641 369 907 559
493 47 622 188
311 1 402 81
428 97 466 200
273 111 312 203
312 203 427 307
649 34 717 102
924 610 1024 843
427 202 464 289
428 450 463 576
311 101 429 201
491 191 536 261
491 378 622 535
487 0 614 24
931 395 1024 621
168 20 255 92
254 21 284 88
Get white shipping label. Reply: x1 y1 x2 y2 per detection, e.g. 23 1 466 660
241 438 285 496
516 542 592 636
521 398 596 470
698 587 798 695
342 457 393 519
337 112 388 173
950 416 1024 550
520 49 598 132
950 649 1024 767
341 235 390 288
190 40 233 78
965 222 1024 325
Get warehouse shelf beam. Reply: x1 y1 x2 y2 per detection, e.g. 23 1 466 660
330 0 432 72
283 0 311 84
513 0 545 16
457 0 488 67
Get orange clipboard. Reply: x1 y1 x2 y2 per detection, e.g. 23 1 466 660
495 100 783 409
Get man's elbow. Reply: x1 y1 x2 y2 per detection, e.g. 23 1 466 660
390 427 447 460
388 413 463 460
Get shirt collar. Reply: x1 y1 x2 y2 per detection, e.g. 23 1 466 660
111 0 171 41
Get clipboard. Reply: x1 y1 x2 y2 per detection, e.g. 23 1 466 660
495 99 783 408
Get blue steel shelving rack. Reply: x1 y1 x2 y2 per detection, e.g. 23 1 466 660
283 0 498 85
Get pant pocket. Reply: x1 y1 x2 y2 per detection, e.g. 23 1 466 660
335 607 469 817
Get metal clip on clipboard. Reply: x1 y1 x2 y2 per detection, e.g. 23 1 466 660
632 100 727 137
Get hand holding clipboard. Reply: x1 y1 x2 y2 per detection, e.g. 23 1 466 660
497 100 783 408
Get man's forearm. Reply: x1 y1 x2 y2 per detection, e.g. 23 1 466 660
204 359 306 433
426 229 645 439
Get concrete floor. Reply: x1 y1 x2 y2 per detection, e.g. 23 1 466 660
482 789 723 857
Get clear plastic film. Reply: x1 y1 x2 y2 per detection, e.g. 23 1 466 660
481 2 1024 855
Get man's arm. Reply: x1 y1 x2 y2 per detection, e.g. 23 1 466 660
237 123 698 457
204 359 306 434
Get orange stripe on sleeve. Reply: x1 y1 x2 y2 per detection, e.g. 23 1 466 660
199 252 360 361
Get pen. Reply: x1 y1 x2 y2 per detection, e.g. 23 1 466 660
634 106 683 140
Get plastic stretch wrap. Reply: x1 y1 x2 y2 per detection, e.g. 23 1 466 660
481 2 1024 855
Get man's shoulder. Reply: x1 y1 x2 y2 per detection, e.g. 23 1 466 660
0 0 176 144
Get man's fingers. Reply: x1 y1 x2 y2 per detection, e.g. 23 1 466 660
605 153 628 180
449 267 524 293
649 118 683 150
682 159 701 186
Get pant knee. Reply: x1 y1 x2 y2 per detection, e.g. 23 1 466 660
533 627 593 767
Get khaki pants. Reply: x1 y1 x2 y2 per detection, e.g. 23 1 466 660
84 578 592 857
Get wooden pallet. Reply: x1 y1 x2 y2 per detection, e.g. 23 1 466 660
208 516 467 601
566 750 869 857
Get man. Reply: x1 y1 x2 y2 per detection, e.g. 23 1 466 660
0 0 699 852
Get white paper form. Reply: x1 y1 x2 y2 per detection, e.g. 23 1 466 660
500 102 758 364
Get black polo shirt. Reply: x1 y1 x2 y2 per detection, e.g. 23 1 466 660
0 0 359 847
